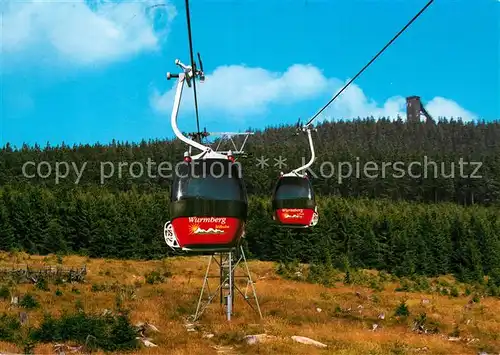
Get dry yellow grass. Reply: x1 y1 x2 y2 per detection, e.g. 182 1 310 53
0 252 499 355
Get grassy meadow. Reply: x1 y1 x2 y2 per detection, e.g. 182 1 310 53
0 252 499 355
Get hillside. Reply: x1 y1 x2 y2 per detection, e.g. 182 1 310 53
1 118 499 354
1 119 500 205
0 252 499 355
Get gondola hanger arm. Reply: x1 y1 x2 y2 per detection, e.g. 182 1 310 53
291 123 316 175
167 59 211 154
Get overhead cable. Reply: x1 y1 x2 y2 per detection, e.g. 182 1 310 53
305 0 434 126
184 0 201 141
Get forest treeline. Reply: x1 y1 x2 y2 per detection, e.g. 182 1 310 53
1 118 499 205
0 185 499 284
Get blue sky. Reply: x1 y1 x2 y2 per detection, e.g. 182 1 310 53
1 0 499 148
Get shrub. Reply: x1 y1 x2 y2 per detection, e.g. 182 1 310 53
0 313 22 342
464 287 472 296
0 285 10 300
19 294 39 309
145 269 170 285
394 299 410 317
370 279 384 292
379 271 390 282
449 324 460 337
32 311 139 352
35 278 49 291
307 262 336 287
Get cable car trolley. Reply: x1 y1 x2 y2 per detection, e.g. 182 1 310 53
163 59 248 252
272 123 319 228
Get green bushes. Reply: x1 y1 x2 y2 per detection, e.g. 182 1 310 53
0 285 10 300
32 311 139 352
145 269 171 284
35 278 49 291
0 311 139 352
19 294 39 309
0 313 22 342
394 299 410 317
0 310 139 352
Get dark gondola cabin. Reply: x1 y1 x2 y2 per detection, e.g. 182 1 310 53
272 174 318 228
169 156 248 251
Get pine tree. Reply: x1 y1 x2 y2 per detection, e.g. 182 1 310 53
0 199 16 251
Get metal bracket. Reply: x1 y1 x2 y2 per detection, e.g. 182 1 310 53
210 132 254 155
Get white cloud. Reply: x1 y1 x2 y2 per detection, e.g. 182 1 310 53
424 97 477 121
1 0 176 65
151 64 337 116
151 63 477 122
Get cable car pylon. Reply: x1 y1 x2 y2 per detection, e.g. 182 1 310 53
163 0 261 322
192 245 262 322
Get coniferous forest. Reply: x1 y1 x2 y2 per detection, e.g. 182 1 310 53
1 118 499 283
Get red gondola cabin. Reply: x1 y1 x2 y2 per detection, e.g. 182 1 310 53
272 174 318 228
165 156 248 251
